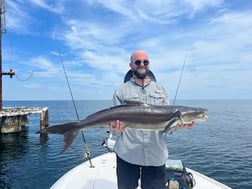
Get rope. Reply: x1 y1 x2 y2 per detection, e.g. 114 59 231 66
4 32 34 81
15 69 34 81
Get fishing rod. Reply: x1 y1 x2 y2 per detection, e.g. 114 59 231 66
172 55 187 105
58 51 94 168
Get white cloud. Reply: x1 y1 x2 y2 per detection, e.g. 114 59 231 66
87 0 224 23
30 56 62 78
27 0 64 13
6 1 33 32
3 0 252 100
24 82 42 89
183 0 224 13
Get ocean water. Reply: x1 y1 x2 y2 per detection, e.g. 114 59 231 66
0 100 251 189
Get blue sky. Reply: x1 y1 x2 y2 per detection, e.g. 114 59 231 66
2 0 252 100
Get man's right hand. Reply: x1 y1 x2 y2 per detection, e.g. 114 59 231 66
109 120 126 133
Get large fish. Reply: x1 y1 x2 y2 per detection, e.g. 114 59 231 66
38 101 208 152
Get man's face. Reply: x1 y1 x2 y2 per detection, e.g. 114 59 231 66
130 53 150 79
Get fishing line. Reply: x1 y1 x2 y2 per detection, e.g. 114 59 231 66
172 56 187 105
58 52 80 121
58 50 94 168
164 56 187 138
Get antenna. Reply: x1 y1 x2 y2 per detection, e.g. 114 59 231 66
0 0 15 109
0 0 6 34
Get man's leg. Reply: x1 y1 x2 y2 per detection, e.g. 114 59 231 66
116 155 140 189
141 164 166 189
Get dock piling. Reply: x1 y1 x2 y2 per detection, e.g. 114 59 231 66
0 107 49 133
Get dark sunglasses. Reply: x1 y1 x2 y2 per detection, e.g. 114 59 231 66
134 60 149 66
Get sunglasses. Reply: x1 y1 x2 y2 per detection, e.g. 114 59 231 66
134 60 149 66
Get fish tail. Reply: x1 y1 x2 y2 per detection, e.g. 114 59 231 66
37 121 80 153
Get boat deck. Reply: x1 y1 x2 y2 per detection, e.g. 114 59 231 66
51 152 231 189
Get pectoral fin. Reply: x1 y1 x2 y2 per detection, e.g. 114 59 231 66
162 111 182 133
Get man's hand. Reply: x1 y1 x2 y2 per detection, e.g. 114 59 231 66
109 120 126 133
176 122 195 130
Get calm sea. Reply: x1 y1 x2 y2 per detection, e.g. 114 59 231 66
0 100 251 189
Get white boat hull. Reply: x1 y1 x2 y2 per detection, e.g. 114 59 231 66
51 152 231 189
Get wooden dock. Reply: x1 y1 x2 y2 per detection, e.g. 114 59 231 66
0 107 49 133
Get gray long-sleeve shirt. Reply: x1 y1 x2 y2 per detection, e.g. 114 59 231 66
113 78 170 166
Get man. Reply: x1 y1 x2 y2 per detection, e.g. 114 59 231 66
109 50 193 189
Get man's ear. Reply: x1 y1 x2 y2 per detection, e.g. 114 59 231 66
129 62 133 69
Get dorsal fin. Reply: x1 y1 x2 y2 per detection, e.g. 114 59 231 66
125 100 145 105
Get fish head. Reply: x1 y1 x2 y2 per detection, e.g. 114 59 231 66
180 107 208 124
162 107 208 133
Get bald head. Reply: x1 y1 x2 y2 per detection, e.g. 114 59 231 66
130 50 149 63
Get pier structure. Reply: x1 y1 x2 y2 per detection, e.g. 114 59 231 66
0 107 49 133
0 1 50 133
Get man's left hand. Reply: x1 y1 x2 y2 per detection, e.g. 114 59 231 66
176 122 195 130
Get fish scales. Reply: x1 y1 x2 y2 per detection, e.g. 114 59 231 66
80 104 176 126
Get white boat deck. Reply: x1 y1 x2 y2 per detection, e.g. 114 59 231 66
51 152 231 189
